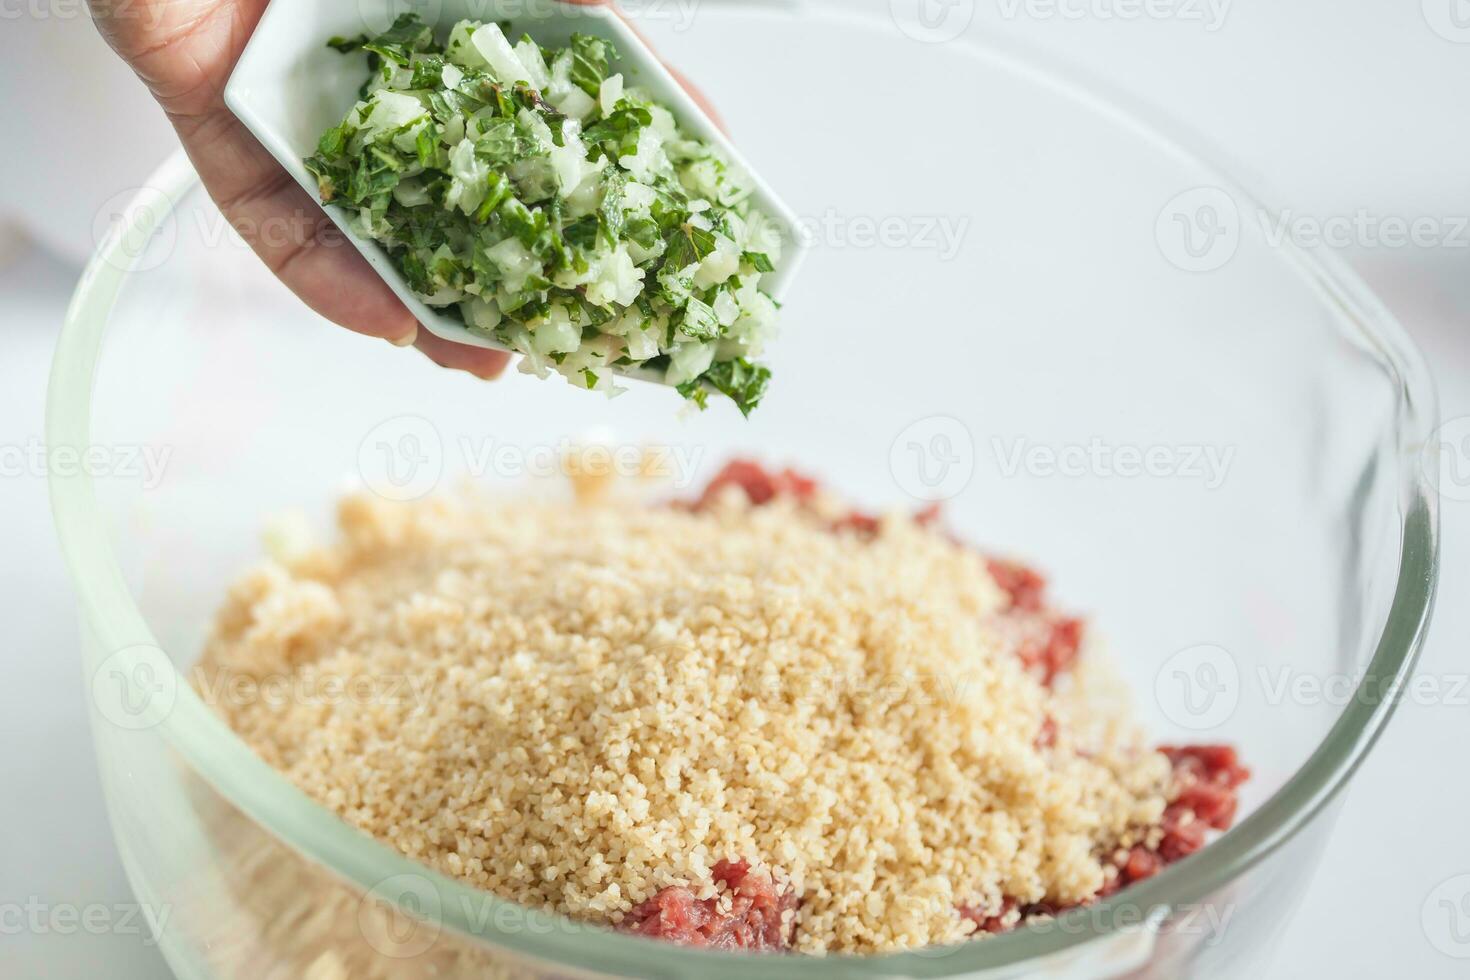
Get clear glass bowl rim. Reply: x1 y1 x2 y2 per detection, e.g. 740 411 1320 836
48 7 1441 976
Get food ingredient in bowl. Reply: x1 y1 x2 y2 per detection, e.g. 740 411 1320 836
195 462 1246 955
306 15 784 413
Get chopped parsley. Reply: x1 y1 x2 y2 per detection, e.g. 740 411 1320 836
306 14 784 413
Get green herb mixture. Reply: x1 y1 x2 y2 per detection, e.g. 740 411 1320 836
305 14 784 414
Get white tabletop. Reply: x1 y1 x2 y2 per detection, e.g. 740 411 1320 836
3 2 1467 976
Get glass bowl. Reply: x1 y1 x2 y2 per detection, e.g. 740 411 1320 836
49 3 1438 978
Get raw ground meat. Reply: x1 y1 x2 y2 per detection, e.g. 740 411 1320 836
695 459 820 509
987 564 1086 688
627 461 1248 951
622 860 794 951
963 744 1251 934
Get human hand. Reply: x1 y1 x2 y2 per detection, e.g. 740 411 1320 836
90 0 715 377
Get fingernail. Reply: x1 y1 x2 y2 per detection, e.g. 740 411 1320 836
389 325 418 348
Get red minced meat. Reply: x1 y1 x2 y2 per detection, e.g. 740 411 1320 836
1007 608 1085 689
621 859 795 950
986 559 1050 612
650 462 1249 949
964 745 1251 931
695 460 820 509
1155 745 1251 862
985 558 1086 688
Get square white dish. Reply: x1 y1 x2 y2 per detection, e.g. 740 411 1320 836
224 0 806 386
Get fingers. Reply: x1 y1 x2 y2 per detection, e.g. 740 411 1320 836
191 115 417 343
93 0 716 383
90 0 502 377
413 331 512 380
94 0 418 340
202 115 509 375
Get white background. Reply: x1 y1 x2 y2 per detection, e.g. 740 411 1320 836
1 1 1467 976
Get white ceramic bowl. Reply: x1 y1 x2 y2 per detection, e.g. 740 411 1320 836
224 0 807 384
